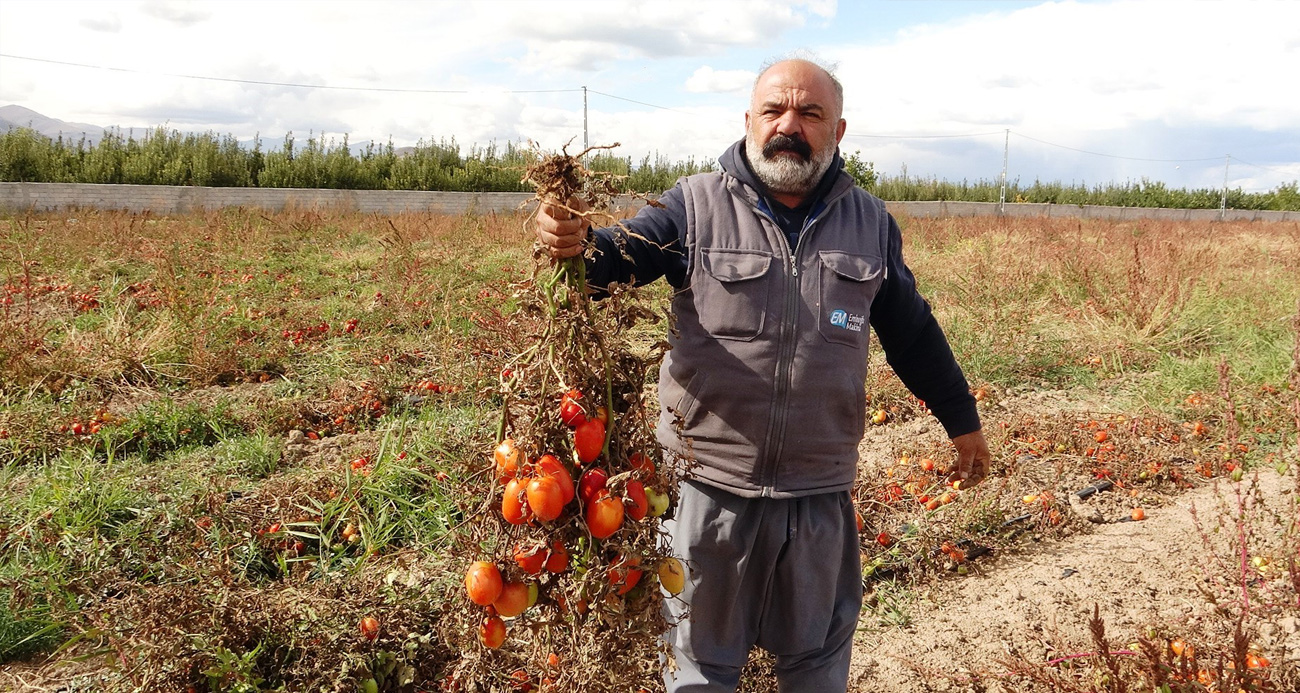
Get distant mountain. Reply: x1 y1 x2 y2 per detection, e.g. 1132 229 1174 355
1 105 108 145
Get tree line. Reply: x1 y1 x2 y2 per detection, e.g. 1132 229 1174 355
1 125 1296 210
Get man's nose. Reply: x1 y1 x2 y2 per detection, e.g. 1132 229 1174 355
774 110 802 135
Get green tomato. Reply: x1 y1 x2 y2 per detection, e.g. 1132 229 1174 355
645 487 670 517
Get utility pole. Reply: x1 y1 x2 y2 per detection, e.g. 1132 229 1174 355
1219 154 1230 220
583 86 589 156
999 129 1009 215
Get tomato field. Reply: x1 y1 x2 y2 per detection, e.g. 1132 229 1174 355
1 207 1297 692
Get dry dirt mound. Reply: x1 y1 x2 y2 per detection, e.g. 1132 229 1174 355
849 469 1297 692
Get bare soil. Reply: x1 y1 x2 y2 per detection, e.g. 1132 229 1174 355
848 389 1298 692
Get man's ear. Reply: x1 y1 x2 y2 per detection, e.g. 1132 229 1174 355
835 118 847 144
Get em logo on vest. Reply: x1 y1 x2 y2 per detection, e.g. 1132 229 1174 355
829 309 865 332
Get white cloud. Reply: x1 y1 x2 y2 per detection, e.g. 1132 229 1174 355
829 0 1300 140
79 13 121 32
140 0 211 25
504 0 834 71
684 66 755 94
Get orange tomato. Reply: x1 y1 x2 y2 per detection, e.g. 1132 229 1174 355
359 616 380 640
479 615 506 649
514 543 546 575
526 475 565 522
465 561 503 606
493 581 530 618
574 419 605 464
1130 507 1146 521
536 454 575 505
545 541 569 573
502 477 533 525
1094 430 1109 443
586 492 624 539
920 458 936 472
1170 639 1193 658
494 438 523 482
1246 653 1270 668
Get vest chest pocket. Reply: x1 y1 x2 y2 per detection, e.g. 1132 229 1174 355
695 248 772 341
817 250 884 347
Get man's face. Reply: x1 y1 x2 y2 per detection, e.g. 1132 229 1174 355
744 60 847 198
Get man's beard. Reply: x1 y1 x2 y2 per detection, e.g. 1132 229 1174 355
745 131 836 197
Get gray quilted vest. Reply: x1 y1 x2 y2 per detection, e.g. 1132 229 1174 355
656 168 891 498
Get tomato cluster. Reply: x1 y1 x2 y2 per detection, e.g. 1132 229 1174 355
464 388 681 653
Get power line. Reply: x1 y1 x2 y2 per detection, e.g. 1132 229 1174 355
1229 156 1298 174
586 89 698 114
843 130 1004 140
0 53 581 95
1011 131 1223 163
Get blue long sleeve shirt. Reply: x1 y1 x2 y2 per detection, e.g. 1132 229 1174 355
585 142 980 439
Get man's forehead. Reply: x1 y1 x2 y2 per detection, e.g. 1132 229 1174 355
752 62 837 108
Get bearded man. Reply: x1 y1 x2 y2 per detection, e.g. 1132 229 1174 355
535 57 991 692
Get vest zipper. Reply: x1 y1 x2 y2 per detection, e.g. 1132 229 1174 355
751 203 787 496
761 211 823 491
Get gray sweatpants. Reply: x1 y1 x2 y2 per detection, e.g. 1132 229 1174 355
663 480 862 692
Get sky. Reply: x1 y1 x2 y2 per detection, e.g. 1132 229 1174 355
1 0 1298 193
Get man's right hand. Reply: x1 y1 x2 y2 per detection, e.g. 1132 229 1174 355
535 197 591 259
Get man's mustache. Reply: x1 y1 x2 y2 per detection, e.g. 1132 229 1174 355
762 134 812 161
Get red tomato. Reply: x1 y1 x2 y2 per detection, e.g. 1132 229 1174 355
624 480 648 521
502 477 532 525
578 468 609 505
493 581 530 618
359 616 380 640
586 492 624 539
526 476 564 522
465 561 503 606
514 543 546 575
628 452 655 477
559 389 586 427
574 419 605 464
545 541 568 573
479 615 506 649
607 555 642 595
494 439 524 483
536 454 574 505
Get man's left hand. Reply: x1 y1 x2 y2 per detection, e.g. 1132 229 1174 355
948 429 992 487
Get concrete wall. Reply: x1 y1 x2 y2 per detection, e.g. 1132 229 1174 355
0 182 537 215
2 182 1296 222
